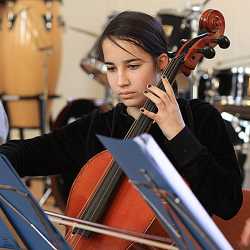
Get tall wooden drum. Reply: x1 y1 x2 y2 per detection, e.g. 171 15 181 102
1 0 63 129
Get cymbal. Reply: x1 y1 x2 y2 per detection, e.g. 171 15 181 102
80 58 109 86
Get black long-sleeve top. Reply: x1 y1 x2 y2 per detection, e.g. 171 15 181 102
0 98 242 219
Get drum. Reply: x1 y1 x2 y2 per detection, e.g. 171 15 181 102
157 9 191 52
221 112 249 182
198 72 214 101
79 13 119 87
0 0 64 128
80 57 108 86
212 67 250 105
50 98 111 211
198 67 250 105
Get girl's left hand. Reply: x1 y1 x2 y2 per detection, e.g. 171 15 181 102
141 76 185 140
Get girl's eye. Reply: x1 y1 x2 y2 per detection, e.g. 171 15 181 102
106 66 116 72
128 64 140 70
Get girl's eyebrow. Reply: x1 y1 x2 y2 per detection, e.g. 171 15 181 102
104 58 143 65
125 58 143 63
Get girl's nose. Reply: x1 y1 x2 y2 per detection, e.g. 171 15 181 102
117 71 130 87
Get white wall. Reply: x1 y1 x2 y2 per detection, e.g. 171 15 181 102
54 0 250 117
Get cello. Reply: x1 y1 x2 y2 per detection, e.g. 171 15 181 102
65 9 230 249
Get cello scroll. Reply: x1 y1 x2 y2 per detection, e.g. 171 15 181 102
176 9 230 76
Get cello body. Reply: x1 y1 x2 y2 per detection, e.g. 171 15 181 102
65 150 167 249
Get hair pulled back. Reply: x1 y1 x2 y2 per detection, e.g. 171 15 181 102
97 11 169 61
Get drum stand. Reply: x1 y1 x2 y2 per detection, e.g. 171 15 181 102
221 112 250 182
12 47 56 208
1 47 59 139
36 47 54 207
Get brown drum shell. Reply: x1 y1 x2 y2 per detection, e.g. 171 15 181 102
0 0 63 128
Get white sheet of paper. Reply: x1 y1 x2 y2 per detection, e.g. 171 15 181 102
0 101 8 144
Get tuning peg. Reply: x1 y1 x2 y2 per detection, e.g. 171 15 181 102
199 47 216 59
180 39 188 45
167 51 176 58
216 36 230 49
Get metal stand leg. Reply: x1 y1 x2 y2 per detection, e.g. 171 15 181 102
37 48 53 207
39 177 52 207
19 128 24 140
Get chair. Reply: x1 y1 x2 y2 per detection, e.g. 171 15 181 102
213 189 250 249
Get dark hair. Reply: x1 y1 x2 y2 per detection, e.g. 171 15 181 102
96 11 169 61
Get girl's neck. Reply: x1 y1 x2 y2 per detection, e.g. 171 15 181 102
126 106 140 120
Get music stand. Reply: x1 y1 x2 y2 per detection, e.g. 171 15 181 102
97 133 233 250
0 154 71 250
0 216 20 249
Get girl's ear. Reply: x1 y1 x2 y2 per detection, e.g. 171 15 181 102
157 53 169 71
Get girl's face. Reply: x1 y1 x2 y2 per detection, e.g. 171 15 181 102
102 38 161 108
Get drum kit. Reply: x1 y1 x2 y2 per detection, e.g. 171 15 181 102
157 0 250 182
198 63 250 180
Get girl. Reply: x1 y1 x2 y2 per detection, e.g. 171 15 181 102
0 11 242 219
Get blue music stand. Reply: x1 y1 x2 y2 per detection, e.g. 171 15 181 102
0 154 71 250
0 217 19 249
97 133 233 250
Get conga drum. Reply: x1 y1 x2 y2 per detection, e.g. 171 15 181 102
1 0 63 129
